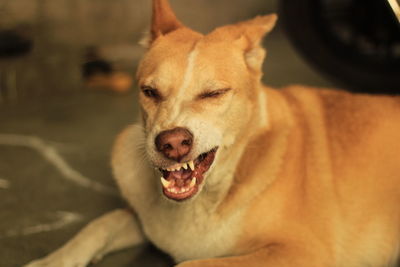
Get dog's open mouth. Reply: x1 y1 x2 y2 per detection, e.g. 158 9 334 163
159 147 218 201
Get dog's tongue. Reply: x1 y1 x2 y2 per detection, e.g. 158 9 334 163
167 169 192 180
164 169 194 189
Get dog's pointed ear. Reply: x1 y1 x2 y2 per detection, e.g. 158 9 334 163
237 14 277 47
141 0 184 47
233 14 277 71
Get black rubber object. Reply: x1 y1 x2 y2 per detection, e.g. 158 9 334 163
279 0 400 94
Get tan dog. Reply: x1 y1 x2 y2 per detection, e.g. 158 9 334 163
25 0 400 266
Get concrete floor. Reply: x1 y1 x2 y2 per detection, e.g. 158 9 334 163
0 18 334 267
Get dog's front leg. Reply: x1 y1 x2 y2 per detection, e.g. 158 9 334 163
177 245 327 267
23 208 146 267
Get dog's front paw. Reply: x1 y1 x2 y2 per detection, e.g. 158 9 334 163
22 255 87 267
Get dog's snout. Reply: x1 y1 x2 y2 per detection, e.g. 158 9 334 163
155 127 193 162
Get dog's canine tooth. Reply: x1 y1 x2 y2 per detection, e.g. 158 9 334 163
161 177 171 188
188 161 195 170
189 177 196 188
182 163 188 170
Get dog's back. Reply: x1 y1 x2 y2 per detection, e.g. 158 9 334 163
227 86 400 266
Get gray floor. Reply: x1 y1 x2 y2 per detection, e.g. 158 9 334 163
0 22 334 267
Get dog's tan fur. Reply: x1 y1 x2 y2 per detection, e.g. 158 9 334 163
25 0 400 266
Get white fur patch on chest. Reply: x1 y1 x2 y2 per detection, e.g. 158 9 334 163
141 201 242 263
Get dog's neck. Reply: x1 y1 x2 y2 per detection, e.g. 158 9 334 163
209 86 294 215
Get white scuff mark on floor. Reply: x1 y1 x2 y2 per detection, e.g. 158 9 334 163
0 178 10 189
0 134 117 196
1 211 83 238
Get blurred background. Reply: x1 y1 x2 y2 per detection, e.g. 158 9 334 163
0 0 398 266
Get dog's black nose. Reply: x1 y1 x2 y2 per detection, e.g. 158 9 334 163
155 127 193 162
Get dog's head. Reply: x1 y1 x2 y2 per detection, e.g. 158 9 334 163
137 0 276 201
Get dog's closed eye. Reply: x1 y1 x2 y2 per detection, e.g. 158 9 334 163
198 88 231 100
141 86 162 101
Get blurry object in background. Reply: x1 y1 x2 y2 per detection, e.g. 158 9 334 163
0 28 33 57
82 46 133 93
0 26 33 101
279 0 400 94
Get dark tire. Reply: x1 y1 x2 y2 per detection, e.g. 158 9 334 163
278 0 400 94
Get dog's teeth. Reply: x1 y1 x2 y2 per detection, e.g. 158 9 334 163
161 177 171 188
188 161 195 170
182 163 188 170
189 177 196 188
